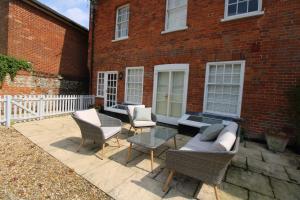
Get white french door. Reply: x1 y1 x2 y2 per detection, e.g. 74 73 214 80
104 71 118 109
153 64 189 125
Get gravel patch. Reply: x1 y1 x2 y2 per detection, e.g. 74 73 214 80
0 127 113 200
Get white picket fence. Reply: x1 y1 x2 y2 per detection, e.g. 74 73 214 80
0 95 95 127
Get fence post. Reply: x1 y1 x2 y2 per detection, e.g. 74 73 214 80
5 95 11 127
38 95 45 120
80 95 83 110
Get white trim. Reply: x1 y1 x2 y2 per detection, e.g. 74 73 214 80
203 60 245 118
163 0 188 33
114 4 130 40
96 71 105 98
124 66 144 105
103 71 118 109
152 64 189 125
223 0 263 22
161 26 188 34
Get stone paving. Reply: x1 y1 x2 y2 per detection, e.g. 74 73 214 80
13 116 300 200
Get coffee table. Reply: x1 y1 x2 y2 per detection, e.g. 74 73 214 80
126 126 177 172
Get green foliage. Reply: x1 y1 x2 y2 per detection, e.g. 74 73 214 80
0 54 32 83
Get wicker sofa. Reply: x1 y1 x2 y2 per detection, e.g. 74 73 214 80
72 109 122 159
163 121 240 200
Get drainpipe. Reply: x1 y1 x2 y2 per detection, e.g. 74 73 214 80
89 0 97 95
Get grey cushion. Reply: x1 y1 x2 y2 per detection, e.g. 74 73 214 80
200 124 224 141
133 120 156 127
212 122 238 151
134 107 152 121
127 105 145 119
180 134 215 152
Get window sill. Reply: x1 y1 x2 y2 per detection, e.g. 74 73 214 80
96 96 104 98
221 11 264 22
161 26 188 34
112 36 129 42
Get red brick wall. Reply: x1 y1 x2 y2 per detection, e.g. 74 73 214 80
0 0 9 54
7 0 89 81
92 0 300 138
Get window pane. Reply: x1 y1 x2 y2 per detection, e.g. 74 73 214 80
237 1 248 14
116 5 129 39
167 0 187 30
168 0 187 9
248 0 258 12
126 68 144 104
228 4 237 16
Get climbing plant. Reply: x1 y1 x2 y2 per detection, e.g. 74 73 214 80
0 54 32 84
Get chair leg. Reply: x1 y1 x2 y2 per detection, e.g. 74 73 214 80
76 138 85 152
116 135 121 148
128 126 132 135
127 143 132 164
214 186 220 200
163 170 175 192
101 143 105 159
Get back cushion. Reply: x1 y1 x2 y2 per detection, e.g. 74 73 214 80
127 105 145 118
74 109 101 127
134 107 152 121
200 124 224 141
212 122 238 151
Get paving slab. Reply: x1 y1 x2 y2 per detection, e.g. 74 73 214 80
262 151 299 168
270 178 300 200
226 167 273 197
109 172 165 200
245 141 268 152
285 167 300 184
238 146 262 161
163 189 195 200
247 157 289 181
82 160 136 193
231 155 247 169
249 191 275 200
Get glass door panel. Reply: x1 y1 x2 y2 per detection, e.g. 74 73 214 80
105 72 118 108
169 71 184 118
156 72 169 116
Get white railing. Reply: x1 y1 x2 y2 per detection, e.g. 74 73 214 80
0 95 95 127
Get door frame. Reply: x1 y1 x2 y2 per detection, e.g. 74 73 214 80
152 64 189 125
103 71 118 109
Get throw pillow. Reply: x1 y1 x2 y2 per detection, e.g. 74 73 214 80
199 124 224 141
134 107 152 121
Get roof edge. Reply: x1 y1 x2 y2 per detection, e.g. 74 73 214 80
21 0 89 33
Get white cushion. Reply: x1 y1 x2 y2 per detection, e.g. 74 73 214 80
180 134 215 152
134 107 152 121
127 105 145 119
74 109 101 127
101 127 121 139
212 122 238 151
200 124 224 141
133 120 156 127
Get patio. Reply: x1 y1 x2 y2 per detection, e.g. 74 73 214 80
13 115 300 200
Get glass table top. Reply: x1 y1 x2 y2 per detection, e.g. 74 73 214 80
127 126 177 149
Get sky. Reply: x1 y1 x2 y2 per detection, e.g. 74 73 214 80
37 0 90 29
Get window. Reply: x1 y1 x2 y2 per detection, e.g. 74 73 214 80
203 61 245 117
223 0 263 21
164 0 188 32
96 72 105 97
125 67 144 104
115 4 130 40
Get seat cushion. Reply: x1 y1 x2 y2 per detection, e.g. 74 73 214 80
127 105 145 119
74 109 101 127
134 107 152 121
212 122 238 151
180 134 215 152
100 126 121 139
200 124 224 141
133 120 156 127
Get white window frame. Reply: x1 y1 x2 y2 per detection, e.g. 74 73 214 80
203 60 245 117
162 0 188 34
96 72 105 98
124 67 144 104
222 0 264 22
114 4 130 41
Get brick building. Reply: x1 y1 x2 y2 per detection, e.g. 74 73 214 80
90 0 300 139
0 0 89 95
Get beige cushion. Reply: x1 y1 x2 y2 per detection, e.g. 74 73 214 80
74 109 101 127
200 124 224 141
133 120 156 127
134 107 152 121
127 105 145 119
180 134 215 152
212 122 238 151
101 127 121 139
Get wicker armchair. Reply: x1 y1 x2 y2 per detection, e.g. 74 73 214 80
72 109 122 159
127 105 157 134
163 124 240 200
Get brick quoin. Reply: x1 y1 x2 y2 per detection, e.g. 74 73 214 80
0 0 89 94
91 0 300 138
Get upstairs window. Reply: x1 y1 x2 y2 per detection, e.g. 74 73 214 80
224 0 263 20
125 67 144 104
115 4 130 40
203 61 245 117
164 0 188 32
